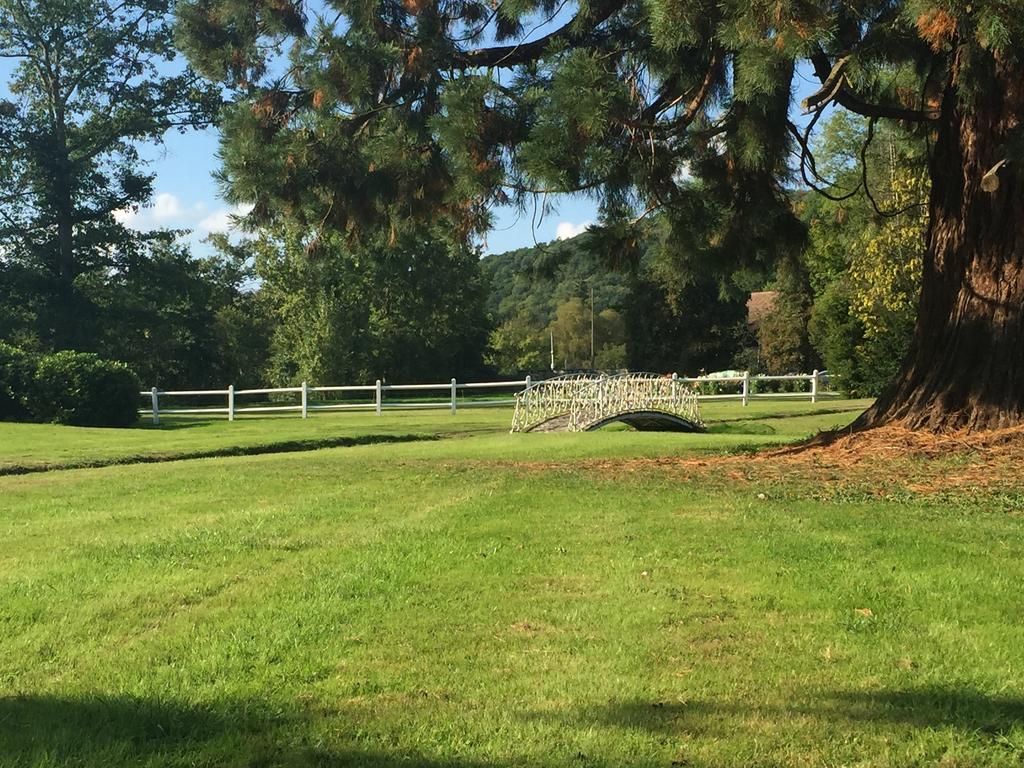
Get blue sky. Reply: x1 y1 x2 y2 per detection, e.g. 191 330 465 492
126 124 601 256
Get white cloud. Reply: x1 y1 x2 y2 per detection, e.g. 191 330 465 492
114 192 207 231
112 194 257 255
198 203 255 235
114 194 256 240
151 192 187 222
112 206 138 226
555 220 592 241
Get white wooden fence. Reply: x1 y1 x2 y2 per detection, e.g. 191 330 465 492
139 371 835 424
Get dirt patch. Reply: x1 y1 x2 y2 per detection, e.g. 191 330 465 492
632 425 1024 499
509 621 546 635
492 425 1024 502
779 422 1024 458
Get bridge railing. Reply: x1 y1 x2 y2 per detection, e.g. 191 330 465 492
511 373 704 433
509 370 838 433
510 374 599 433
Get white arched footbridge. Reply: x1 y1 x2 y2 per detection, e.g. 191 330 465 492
510 373 705 433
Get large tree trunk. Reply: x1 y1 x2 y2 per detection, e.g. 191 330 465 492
49 204 84 351
48 96 87 351
855 50 1024 433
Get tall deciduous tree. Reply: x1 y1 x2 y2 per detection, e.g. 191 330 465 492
0 0 219 349
257 228 489 385
800 112 928 397
177 0 1024 431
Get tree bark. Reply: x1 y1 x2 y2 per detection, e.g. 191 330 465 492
855 49 1024 433
49 81 86 351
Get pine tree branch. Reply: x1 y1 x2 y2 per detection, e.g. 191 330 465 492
809 48 938 123
501 178 604 195
451 0 624 69
640 47 722 126
801 55 849 114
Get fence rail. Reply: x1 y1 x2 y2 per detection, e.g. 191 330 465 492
139 370 836 424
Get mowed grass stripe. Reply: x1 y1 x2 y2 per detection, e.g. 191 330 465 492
0 399 874 473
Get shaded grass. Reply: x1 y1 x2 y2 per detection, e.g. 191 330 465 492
0 433 436 476
3 399 1023 767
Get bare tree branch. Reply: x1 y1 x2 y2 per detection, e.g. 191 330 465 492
452 0 623 69
809 48 938 123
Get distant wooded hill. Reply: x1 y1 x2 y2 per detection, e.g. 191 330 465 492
480 232 752 376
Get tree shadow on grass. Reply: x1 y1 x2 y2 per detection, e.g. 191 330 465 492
5 688 1023 767
0 694 245 766
524 698 735 739
555 686 1024 740
0 694 524 768
827 688 1024 734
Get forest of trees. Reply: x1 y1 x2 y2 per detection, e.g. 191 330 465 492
481 234 747 376
6 0 1013 431
482 109 929 394
0 0 925 395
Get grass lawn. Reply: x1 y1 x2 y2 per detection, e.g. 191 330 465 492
0 398 871 473
2 399 1023 767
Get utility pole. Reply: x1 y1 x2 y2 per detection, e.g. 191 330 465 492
590 283 595 370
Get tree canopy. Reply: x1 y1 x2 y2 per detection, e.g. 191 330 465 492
483 231 749 375
172 0 1011 247
0 0 220 349
256 227 489 384
177 0 1024 431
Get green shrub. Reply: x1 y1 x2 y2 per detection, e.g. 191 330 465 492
32 351 140 427
808 282 910 398
691 379 737 396
750 377 808 395
0 342 35 420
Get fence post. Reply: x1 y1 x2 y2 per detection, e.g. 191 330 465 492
301 380 309 418
375 379 382 416
741 371 750 407
150 387 160 426
227 385 235 421
451 378 458 414
810 369 819 403
671 372 678 403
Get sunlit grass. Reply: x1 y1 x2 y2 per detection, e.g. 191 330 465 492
2 398 1022 767
0 398 872 472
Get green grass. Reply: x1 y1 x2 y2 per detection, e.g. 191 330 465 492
0 398 872 473
3 399 1023 767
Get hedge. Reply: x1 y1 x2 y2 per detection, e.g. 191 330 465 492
0 346 140 428
0 342 34 420
31 351 141 427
